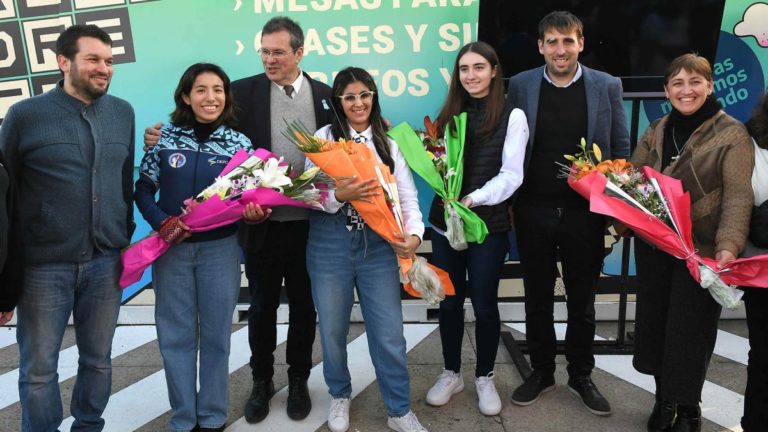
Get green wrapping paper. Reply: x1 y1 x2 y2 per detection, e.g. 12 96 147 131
388 113 488 246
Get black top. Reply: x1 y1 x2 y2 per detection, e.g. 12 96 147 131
429 97 513 234
0 151 22 312
518 77 588 208
193 120 218 143
661 95 722 170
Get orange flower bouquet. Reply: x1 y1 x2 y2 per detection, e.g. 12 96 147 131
558 138 668 222
284 121 455 304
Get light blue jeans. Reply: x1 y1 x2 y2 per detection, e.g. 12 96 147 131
17 250 122 432
307 210 411 417
152 235 240 432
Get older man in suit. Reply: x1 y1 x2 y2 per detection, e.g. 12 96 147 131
233 16 333 425
506 10 630 416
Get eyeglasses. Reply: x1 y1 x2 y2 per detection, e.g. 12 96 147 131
338 91 375 104
257 48 297 59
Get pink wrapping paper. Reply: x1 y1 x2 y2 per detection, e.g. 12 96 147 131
119 148 314 288
569 166 768 288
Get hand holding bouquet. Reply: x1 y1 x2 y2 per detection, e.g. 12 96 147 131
284 120 455 304
563 139 768 309
119 148 330 288
388 114 488 250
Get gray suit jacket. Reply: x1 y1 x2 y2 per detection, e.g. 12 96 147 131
506 64 631 175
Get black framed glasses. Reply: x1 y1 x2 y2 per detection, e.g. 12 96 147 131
338 91 375 104
257 48 297 59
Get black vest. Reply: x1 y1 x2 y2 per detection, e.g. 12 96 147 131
429 99 513 234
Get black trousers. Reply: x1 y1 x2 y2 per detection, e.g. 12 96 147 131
632 240 721 405
743 288 768 431
432 231 509 377
513 202 604 377
246 220 316 381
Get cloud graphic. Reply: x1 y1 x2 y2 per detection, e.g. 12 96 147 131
734 2 768 47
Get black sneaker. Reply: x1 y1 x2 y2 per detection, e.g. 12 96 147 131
648 399 677 431
286 375 312 420
244 379 275 423
511 371 555 406
568 376 612 416
199 426 225 432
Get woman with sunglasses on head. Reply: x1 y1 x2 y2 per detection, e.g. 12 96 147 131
306 67 427 432
424 41 528 416
135 63 268 432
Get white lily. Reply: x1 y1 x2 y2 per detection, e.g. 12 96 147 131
253 157 292 191
200 176 232 200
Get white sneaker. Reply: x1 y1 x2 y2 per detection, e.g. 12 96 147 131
475 372 502 415
327 398 350 432
387 410 428 432
425 369 464 406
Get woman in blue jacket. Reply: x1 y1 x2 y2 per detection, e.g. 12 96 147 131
135 63 266 432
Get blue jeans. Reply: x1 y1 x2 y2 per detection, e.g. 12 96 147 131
431 231 509 377
17 250 122 432
307 211 410 417
152 235 241 432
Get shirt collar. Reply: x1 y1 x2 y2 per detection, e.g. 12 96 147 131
273 69 304 95
349 124 373 143
542 63 583 88
53 79 98 112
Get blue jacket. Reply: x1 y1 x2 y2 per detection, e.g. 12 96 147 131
0 83 135 264
135 123 251 242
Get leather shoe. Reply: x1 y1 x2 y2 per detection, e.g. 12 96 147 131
244 379 275 423
510 371 555 406
199 426 225 432
287 375 312 420
567 376 612 416
671 405 701 432
648 399 676 431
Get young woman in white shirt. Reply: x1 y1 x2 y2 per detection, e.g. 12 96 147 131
307 67 428 432
424 41 528 416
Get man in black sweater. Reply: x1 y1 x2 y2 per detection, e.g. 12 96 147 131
506 11 630 416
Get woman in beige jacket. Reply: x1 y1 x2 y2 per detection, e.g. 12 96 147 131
630 53 754 432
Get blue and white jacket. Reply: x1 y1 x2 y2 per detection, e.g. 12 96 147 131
135 123 252 242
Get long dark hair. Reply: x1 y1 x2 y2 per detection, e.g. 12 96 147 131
330 67 395 173
436 41 506 140
746 93 768 150
170 63 239 129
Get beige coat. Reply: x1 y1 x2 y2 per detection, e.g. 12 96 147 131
631 111 754 258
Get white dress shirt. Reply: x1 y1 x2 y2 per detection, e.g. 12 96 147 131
272 69 304 97
543 63 584 88
309 124 426 239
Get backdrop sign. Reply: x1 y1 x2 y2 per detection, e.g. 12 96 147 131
0 0 480 300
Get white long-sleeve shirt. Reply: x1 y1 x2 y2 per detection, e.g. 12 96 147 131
309 124 426 239
464 107 529 207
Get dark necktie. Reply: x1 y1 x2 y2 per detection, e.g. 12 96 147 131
283 85 294 98
345 133 366 231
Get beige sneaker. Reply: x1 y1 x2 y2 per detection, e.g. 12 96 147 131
475 372 502 415
327 398 350 432
387 410 428 432
425 369 464 406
